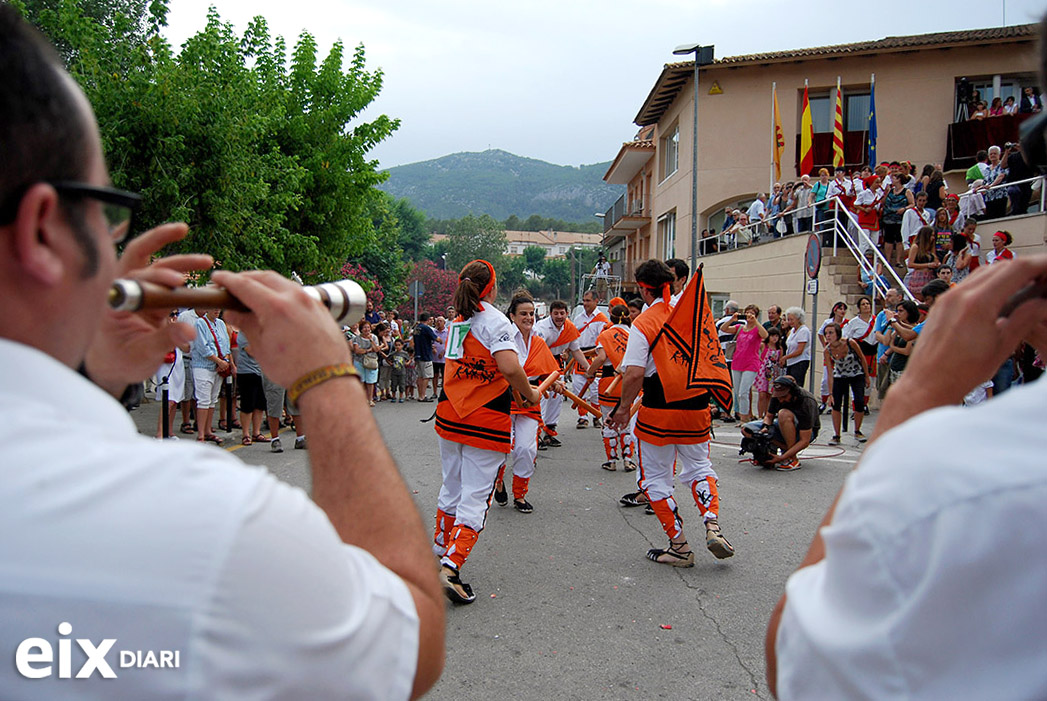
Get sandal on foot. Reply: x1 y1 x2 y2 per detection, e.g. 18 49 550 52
601 460 617 471
513 498 533 513
493 481 508 506
705 520 735 559
253 434 269 443
205 434 224 446
619 491 648 508
241 436 252 446
217 421 228 431
646 542 695 568
439 565 476 604
180 422 196 435
623 459 637 472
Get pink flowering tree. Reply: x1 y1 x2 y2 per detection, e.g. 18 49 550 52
340 261 384 309
397 260 459 320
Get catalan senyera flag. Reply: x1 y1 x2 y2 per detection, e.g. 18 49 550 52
832 79 845 168
773 85 784 181
650 266 733 410
799 84 814 175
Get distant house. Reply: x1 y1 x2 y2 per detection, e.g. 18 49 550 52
431 229 603 259
600 24 1041 287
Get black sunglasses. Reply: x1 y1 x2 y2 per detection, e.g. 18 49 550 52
50 182 142 245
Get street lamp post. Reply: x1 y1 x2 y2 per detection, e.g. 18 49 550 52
672 43 714 275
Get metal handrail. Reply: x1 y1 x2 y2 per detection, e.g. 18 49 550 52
825 197 916 304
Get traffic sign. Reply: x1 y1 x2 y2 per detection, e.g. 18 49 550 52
805 234 822 279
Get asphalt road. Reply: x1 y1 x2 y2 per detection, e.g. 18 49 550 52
132 395 875 700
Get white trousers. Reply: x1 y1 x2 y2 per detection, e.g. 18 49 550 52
541 393 562 428
192 367 222 409
508 414 539 480
437 438 504 532
571 373 599 413
636 440 718 520
731 369 757 416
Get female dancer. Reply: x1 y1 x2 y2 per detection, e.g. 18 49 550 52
493 291 562 513
584 304 635 472
433 261 540 604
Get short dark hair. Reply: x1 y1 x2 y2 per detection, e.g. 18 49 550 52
665 258 689 280
549 300 568 312
0 6 94 269
419 312 431 323
634 259 674 291
921 279 951 301
976 149 989 163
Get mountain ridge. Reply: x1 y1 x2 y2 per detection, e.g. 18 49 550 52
378 149 625 223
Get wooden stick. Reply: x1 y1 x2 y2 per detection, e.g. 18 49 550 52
575 374 595 400
605 374 622 396
629 398 642 417
561 388 600 417
536 371 561 398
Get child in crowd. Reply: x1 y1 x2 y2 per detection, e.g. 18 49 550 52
390 339 409 403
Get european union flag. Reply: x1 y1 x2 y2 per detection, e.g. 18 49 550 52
867 80 878 166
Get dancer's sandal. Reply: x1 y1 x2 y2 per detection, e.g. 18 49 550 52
646 541 695 568
705 519 735 559
439 565 476 604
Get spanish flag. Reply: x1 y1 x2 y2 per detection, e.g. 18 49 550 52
773 83 784 181
832 77 845 168
649 266 733 410
799 82 814 176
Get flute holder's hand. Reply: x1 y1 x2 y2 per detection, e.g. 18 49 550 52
212 270 352 389
84 223 212 397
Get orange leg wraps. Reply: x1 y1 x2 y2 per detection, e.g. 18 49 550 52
648 496 684 540
433 509 456 555
691 476 720 522
442 524 480 570
512 475 529 501
602 435 619 461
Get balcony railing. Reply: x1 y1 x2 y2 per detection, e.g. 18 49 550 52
602 194 648 234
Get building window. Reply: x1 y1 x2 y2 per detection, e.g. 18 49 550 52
658 211 676 258
808 91 870 133
955 75 1035 119
661 124 679 180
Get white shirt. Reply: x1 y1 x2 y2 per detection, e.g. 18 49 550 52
785 325 812 364
573 308 606 349
842 315 875 343
534 315 581 355
775 378 1047 700
0 339 419 699
621 300 662 377
901 206 935 248
747 199 766 222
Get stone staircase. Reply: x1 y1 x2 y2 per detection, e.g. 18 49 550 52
824 247 906 305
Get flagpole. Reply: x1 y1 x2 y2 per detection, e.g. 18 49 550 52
770 82 776 195
868 73 876 166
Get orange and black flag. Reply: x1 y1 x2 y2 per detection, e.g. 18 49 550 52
650 266 733 411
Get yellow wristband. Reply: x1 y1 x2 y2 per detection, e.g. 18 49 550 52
287 363 360 404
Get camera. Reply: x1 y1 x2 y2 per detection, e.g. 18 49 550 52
740 430 776 467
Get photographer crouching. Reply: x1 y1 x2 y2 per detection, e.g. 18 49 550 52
740 376 820 471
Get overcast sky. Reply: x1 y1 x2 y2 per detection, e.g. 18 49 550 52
163 0 1044 169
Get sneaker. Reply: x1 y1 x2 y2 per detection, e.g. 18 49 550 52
600 460 617 472
592 417 602 429
775 457 802 472
705 520 735 559
270 438 283 453
623 459 637 473
493 481 508 506
576 417 589 429
854 431 868 443
619 491 648 507
439 565 476 605
546 435 562 448
398 398 405 403
294 436 307 450
818 403 827 414
513 499 533 514
828 435 841 446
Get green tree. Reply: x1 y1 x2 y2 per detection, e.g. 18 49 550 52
522 245 546 276
20 2 398 282
542 259 571 299
389 195 430 261
497 256 528 297
445 214 506 272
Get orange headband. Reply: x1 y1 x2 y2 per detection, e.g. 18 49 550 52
637 281 670 306
462 259 497 300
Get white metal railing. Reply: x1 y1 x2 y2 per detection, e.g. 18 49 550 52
703 173 1044 255
824 198 915 305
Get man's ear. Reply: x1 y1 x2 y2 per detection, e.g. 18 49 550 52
11 183 67 286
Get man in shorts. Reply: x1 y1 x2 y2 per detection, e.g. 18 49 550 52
413 312 438 402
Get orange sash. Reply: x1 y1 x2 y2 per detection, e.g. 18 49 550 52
436 331 512 452
511 335 559 417
596 325 629 406
550 319 580 349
